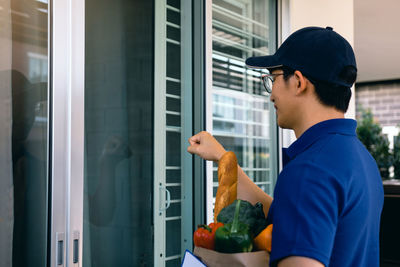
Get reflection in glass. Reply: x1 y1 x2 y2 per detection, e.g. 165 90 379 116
84 0 154 266
0 0 49 266
211 0 276 201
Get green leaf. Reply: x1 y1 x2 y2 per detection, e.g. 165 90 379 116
217 199 268 237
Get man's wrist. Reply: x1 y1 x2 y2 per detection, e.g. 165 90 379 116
216 150 227 162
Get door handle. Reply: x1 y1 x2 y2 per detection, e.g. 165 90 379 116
56 232 65 266
159 186 171 212
72 231 80 264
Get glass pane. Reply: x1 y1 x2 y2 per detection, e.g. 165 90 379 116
83 0 154 266
166 131 181 167
167 80 180 95
0 0 49 266
167 26 181 42
167 97 181 112
166 169 181 183
211 0 276 203
167 9 180 26
167 0 180 9
166 202 181 217
166 219 181 257
166 258 182 267
167 42 181 79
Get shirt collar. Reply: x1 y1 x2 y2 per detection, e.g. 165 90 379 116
282 119 357 165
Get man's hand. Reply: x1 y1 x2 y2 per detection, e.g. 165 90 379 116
100 136 132 165
187 131 226 162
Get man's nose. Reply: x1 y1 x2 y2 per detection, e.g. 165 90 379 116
269 93 274 102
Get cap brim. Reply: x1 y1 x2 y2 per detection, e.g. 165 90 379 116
245 55 282 69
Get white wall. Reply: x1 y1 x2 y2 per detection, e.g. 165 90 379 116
354 0 400 83
288 0 355 119
281 0 355 146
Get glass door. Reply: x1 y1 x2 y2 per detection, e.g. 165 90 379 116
1 0 199 266
0 0 49 266
83 0 155 266
83 0 193 266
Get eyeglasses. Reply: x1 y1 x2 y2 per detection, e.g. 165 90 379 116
261 73 284 93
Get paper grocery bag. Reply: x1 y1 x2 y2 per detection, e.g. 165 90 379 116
193 246 270 267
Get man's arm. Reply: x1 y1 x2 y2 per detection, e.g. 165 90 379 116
237 166 273 216
278 256 324 267
187 131 273 217
89 136 132 226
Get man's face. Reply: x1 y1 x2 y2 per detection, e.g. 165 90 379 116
269 69 298 129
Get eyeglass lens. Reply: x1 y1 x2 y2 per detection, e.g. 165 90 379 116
262 76 272 93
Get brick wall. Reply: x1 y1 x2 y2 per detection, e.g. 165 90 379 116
355 81 400 126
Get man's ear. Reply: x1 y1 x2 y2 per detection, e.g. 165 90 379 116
293 70 308 95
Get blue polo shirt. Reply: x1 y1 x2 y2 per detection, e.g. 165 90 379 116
268 119 384 267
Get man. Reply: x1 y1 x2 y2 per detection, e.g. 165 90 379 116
187 26 384 267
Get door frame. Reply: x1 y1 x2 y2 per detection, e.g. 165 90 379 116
50 0 85 266
153 0 194 265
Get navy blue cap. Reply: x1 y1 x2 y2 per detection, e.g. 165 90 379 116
245 26 357 87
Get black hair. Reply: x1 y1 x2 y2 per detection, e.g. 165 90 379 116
278 65 357 113
281 66 295 81
309 66 357 113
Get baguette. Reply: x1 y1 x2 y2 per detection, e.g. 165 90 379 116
214 151 238 222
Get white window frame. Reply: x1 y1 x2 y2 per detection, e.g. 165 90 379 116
50 0 85 266
154 0 193 266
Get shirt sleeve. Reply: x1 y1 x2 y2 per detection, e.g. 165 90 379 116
270 161 344 266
